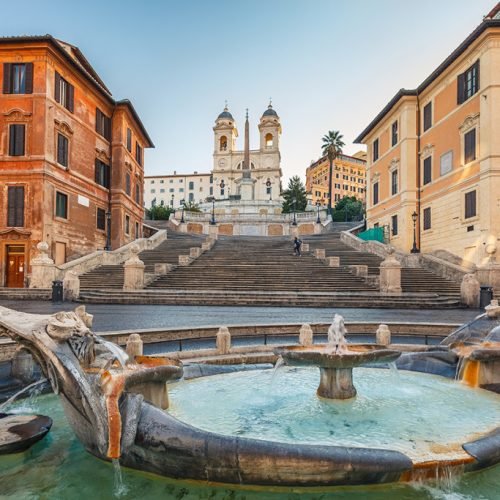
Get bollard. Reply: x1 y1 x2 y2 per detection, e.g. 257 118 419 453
216 326 231 354
376 325 391 346
299 324 313 346
126 333 143 358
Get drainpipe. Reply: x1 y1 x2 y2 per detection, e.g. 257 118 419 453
415 91 421 251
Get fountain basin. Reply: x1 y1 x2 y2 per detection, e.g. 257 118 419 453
274 344 401 399
0 413 52 454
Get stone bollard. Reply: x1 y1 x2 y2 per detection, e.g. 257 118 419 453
154 263 173 275
30 242 56 288
299 324 313 346
348 265 368 278
189 247 202 259
460 273 480 308
485 299 500 318
315 248 326 259
126 333 143 358
216 326 231 354
208 225 218 240
63 271 80 301
327 256 340 267
123 244 145 290
379 247 402 294
376 324 391 346
302 243 310 253
178 255 192 266
11 348 35 383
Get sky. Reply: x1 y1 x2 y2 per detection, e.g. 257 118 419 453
1 0 495 182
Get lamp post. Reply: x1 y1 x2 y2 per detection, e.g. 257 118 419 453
292 197 297 226
104 210 112 250
180 199 185 224
411 210 419 253
210 198 216 225
316 200 321 224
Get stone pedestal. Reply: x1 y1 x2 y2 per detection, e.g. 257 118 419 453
123 245 145 290
460 274 480 308
299 324 313 346
349 265 368 278
376 325 391 346
216 326 231 354
327 256 340 267
11 348 35 383
240 178 254 201
301 243 310 253
208 225 218 240
154 263 173 275
63 271 80 301
379 248 402 295
30 242 56 288
126 333 143 358
189 247 202 259
315 249 326 259
318 367 356 400
178 255 192 266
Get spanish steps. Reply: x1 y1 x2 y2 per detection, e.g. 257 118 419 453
78 229 462 308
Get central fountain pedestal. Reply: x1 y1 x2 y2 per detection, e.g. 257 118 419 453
319 367 357 399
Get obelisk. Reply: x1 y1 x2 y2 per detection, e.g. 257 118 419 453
240 108 254 200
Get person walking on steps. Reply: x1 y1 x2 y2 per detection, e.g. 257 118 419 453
293 237 302 256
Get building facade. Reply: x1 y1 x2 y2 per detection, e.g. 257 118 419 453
0 35 153 287
211 104 282 201
306 152 367 208
355 5 500 265
144 171 213 208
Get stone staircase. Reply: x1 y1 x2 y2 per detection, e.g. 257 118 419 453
79 232 205 290
303 233 461 299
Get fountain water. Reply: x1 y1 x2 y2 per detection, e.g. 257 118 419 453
0 379 47 412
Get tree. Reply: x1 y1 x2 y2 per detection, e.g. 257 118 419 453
146 205 173 220
321 130 345 216
332 196 364 221
282 175 307 213
184 201 201 212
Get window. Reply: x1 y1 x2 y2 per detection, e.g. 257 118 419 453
465 191 476 219
160 179 164 183
440 151 453 176
188 181 194 190
188 192 194 202
95 108 111 140
391 215 398 236
423 207 431 230
55 72 74 112
125 215 130 235
95 160 110 188
391 121 398 146
179 188 184 193
373 139 379 162
57 134 69 167
423 157 432 185
150 189 156 193
7 186 24 227
126 128 132 152
458 60 479 104
96 208 106 230
373 182 379 205
220 136 227 151
209 187 213 196
135 222 139 239
423 102 432 131
160 188 165 193
135 142 143 166
265 133 273 147
135 184 140 204
391 169 398 195
125 173 131 195
464 129 476 164
55 192 68 219
3 63 33 94
169 188 174 193
9 124 25 156
220 188 225 196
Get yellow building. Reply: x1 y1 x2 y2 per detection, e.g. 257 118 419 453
306 151 367 208
355 4 500 266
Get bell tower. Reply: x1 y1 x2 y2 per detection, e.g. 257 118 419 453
259 101 281 152
213 104 238 175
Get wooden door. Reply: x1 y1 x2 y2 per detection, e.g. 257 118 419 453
6 246 25 288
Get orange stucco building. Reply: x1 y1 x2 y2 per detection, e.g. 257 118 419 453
306 152 367 208
355 5 500 265
0 35 153 287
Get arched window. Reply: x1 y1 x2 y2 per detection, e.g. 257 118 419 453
220 136 227 151
265 133 273 147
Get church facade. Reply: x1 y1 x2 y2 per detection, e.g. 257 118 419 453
211 104 282 202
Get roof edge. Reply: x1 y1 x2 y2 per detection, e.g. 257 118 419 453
116 99 154 148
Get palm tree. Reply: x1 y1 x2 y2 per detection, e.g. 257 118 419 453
321 130 345 216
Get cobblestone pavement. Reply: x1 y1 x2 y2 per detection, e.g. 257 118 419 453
0 300 479 332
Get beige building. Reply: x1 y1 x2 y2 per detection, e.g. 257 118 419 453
144 172 213 208
212 104 282 201
355 5 500 265
306 152 367 208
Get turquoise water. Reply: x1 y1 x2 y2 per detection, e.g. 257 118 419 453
0 386 498 499
169 367 500 462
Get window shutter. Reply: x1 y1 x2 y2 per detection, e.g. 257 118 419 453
15 187 24 226
55 72 61 102
16 125 25 156
457 73 465 104
96 108 102 134
67 83 74 113
9 125 16 155
7 187 16 226
25 63 33 94
104 116 111 141
3 63 12 94
475 59 480 92
95 159 100 184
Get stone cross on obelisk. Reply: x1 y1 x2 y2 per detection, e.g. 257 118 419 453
242 108 251 180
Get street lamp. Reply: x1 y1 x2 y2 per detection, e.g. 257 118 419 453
316 200 321 224
411 211 419 253
104 211 112 250
292 197 297 226
210 198 216 225
180 199 185 224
